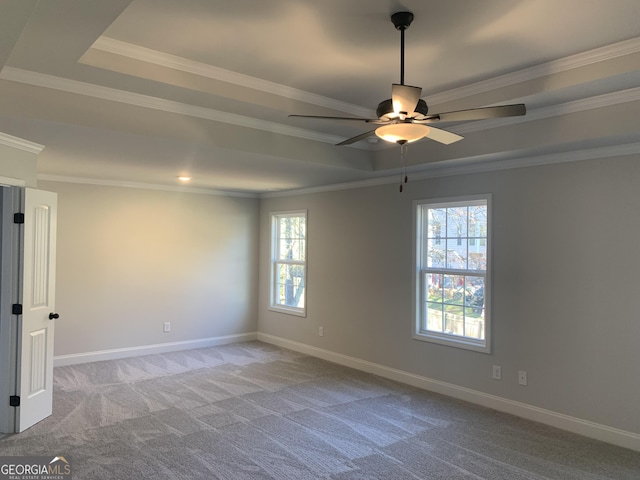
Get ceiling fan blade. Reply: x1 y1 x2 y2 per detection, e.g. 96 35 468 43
289 114 379 122
392 84 422 116
424 126 463 145
336 129 378 146
435 104 526 123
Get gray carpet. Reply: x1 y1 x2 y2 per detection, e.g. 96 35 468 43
0 341 638 479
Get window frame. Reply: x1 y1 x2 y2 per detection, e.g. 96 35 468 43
269 210 307 317
412 195 492 353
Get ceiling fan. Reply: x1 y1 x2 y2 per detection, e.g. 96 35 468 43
290 11 526 147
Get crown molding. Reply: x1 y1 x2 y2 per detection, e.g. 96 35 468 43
93 35 640 114
0 131 45 154
5 66 636 149
3 37 638 150
90 36 376 118
261 142 640 198
408 142 640 181
452 87 640 135
0 66 359 147
35 141 640 198
37 174 259 198
261 175 395 198
428 36 640 106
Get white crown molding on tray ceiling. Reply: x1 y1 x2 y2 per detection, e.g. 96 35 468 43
0 131 45 154
2 34 639 148
37 140 640 199
0 66 352 147
3 65 639 149
453 86 640 135
261 141 640 198
91 35 640 109
37 174 259 198
88 36 376 119
427 36 640 106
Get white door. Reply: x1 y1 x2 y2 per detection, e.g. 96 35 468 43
16 188 57 432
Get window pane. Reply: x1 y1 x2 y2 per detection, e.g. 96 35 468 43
446 238 467 269
468 241 487 271
428 208 446 238
293 239 303 261
278 238 290 260
299 237 306 261
464 277 485 310
426 302 443 333
427 239 446 268
443 274 464 304
469 205 487 236
278 216 306 262
275 263 305 308
464 308 484 339
426 273 443 302
469 205 486 270
444 306 464 335
447 207 467 237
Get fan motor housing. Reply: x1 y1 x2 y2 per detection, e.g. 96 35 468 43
376 98 429 120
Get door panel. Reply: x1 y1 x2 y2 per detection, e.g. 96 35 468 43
0 186 20 434
17 188 57 432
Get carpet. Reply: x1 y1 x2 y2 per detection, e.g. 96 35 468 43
0 341 638 479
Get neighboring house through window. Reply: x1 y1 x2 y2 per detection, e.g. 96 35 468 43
414 195 491 353
270 210 307 316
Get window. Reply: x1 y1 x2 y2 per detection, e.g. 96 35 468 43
414 195 491 353
270 211 307 316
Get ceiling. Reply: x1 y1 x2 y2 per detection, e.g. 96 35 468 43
1 0 639 195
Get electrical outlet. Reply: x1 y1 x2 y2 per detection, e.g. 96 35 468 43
518 370 528 386
163 322 171 333
492 365 502 380
318 326 324 337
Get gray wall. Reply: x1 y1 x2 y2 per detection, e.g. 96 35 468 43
258 154 640 434
0 142 38 186
39 181 259 356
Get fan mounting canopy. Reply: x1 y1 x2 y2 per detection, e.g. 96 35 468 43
391 11 414 30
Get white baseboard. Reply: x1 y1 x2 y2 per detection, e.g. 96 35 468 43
53 332 258 367
257 332 640 453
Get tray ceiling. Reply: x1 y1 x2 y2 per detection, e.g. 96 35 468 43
1 0 639 194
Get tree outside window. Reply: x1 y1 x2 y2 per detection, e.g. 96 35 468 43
270 211 307 316
414 196 491 353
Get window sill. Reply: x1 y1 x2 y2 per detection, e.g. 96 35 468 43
413 331 490 354
269 305 306 318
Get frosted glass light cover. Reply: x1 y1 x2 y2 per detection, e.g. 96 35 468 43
375 123 429 144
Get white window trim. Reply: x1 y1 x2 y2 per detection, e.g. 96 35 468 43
269 210 307 317
412 194 492 354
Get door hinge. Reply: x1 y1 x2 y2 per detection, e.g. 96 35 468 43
13 212 24 224
9 396 20 407
12 304 22 315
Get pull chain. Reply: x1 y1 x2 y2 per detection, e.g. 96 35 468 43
399 143 408 192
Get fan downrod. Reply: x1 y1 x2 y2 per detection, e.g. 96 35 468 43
391 11 414 30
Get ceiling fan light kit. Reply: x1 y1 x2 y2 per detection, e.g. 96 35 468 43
375 123 429 145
